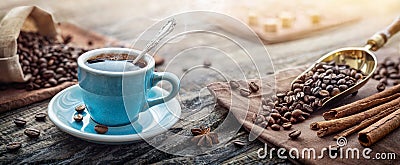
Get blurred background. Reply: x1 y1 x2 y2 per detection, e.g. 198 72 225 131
1 0 399 95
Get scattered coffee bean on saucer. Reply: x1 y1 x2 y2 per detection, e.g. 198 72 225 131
6 142 22 152
95 125 108 134
73 114 83 122
24 128 40 138
35 112 47 121
289 130 301 140
14 118 27 127
75 104 86 113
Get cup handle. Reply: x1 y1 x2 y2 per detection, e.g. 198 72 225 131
146 72 180 108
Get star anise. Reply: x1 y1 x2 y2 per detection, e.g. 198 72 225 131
190 125 219 147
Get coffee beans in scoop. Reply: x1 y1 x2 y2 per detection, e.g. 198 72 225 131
253 60 366 131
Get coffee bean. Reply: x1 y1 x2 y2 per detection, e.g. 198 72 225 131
290 117 297 123
280 106 289 113
25 82 34 91
42 70 55 79
289 130 301 139
75 104 86 113
249 82 259 92
385 59 395 66
292 83 302 90
73 114 84 122
35 112 46 121
303 86 311 95
270 113 281 119
338 85 348 91
379 68 388 76
377 82 386 92
265 116 275 126
43 83 51 88
239 88 251 97
58 77 69 83
95 125 108 134
318 90 330 98
302 104 314 113
326 85 333 92
291 109 303 118
55 67 66 74
282 123 292 130
389 73 400 79
24 128 40 138
379 78 388 85
48 78 57 86
270 124 281 131
280 116 290 123
14 118 27 127
337 79 345 85
331 88 341 96
293 88 302 94
354 73 363 80
229 80 240 89
276 92 286 98
283 111 291 119
6 142 21 152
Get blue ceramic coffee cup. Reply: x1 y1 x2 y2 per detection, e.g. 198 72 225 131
77 48 180 126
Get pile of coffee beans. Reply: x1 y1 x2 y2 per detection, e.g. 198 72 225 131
372 58 400 91
1 31 90 91
252 60 365 131
73 104 85 122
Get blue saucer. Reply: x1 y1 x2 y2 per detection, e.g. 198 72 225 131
48 85 181 144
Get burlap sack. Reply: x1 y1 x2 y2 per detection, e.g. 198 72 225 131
0 6 58 83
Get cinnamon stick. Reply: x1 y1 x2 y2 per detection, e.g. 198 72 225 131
323 85 400 120
358 109 400 147
310 97 400 137
333 106 398 140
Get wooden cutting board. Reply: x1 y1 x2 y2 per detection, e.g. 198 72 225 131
0 22 164 113
219 3 360 44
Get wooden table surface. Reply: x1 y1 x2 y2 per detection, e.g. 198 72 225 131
1 1 400 164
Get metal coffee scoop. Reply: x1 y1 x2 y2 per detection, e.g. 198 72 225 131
291 16 400 107
130 18 176 64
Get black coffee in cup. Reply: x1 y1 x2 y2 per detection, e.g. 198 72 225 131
85 54 147 72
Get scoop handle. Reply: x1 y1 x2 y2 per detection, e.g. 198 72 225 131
367 16 400 51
